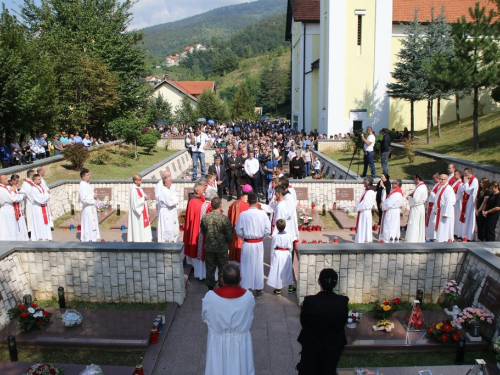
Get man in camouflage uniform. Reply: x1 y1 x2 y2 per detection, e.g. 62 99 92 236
200 196 233 290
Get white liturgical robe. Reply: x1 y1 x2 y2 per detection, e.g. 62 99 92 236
157 185 179 243
425 183 440 240
456 176 478 240
380 188 403 242
272 200 292 236
452 180 464 236
79 181 100 242
267 232 293 289
20 179 34 233
355 189 376 243
0 184 24 241
405 182 427 243
40 176 53 227
127 184 152 242
432 184 456 242
31 184 51 241
202 288 255 375
236 207 271 290
283 192 299 241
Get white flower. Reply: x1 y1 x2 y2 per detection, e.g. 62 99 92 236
28 307 35 314
348 318 353 323
33 311 43 318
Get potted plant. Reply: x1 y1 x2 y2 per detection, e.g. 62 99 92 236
346 309 362 329
455 307 493 338
372 298 401 320
8 303 52 333
427 319 462 344
23 364 64 375
442 280 461 314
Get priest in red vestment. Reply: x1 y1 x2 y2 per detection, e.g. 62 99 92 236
183 182 206 264
228 184 252 262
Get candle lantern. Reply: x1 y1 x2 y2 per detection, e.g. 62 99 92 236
7 335 18 362
71 204 75 216
322 204 326 216
150 329 159 344
134 365 144 375
23 294 32 305
117 204 121 216
416 289 424 305
58 287 66 308
455 335 466 364
470 321 480 337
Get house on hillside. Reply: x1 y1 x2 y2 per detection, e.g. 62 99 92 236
165 55 179 67
286 0 499 136
144 76 163 86
152 76 216 109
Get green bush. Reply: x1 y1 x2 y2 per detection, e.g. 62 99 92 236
119 150 137 159
62 143 90 170
88 146 108 165
139 129 161 154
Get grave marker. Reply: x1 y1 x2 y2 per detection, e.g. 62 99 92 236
294 187 308 200
94 188 112 201
335 188 354 201
478 276 500 316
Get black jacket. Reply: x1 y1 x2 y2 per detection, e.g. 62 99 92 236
298 291 349 348
380 134 391 153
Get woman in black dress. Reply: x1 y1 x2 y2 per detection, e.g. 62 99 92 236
297 268 348 375
376 173 391 225
483 181 500 242
475 178 491 241
290 152 305 179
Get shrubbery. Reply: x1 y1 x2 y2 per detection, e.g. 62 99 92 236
63 143 89 170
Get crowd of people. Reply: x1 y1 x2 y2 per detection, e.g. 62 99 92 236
0 131 111 168
354 164 500 244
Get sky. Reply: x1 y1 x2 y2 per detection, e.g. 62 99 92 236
2 0 256 30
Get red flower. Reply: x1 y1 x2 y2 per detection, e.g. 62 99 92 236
393 298 401 304
428 327 435 333
38 320 43 326
20 312 29 318
31 303 38 308
383 301 390 305
17 304 26 310
443 324 452 332
440 333 449 342
452 333 459 342
43 311 50 317
457 329 463 336
49 369 56 375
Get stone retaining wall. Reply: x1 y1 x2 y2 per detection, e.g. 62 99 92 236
158 137 186 150
141 150 191 180
317 140 351 153
0 242 185 330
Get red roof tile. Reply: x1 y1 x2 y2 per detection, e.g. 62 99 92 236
292 0 320 22
173 81 215 96
393 0 495 22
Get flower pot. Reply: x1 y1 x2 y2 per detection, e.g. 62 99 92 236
444 299 454 315
346 323 358 329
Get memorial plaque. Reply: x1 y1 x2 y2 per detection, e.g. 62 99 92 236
478 276 500 316
335 188 354 201
142 187 155 199
94 188 112 201
294 187 308 200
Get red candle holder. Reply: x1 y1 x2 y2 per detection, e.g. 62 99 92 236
77 224 81 231
307 225 312 232
301 239 307 244
180 225 184 231
333 237 338 243
373 224 378 231
463 237 468 242
298 225 302 231
311 203 316 210
150 329 159 344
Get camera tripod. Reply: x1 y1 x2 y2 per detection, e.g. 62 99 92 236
346 145 362 178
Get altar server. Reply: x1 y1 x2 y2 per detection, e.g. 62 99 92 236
127 174 152 242
380 179 403 242
0 174 24 241
9 174 28 241
38 167 53 227
157 172 180 243
236 193 271 297
405 174 427 243
425 173 440 241
20 169 36 235
31 174 51 241
267 219 294 296
457 167 478 240
79 168 100 242
355 177 376 243
451 171 464 236
202 264 255 375
433 174 456 242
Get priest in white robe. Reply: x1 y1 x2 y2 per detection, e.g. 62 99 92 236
405 174 427 243
451 171 463 236
0 174 25 241
20 169 36 234
9 175 29 241
127 174 152 242
425 173 440 241
456 167 478 240
380 179 404 242
31 174 52 241
157 173 180 243
154 170 170 201
79 168 100 242
236 193 271 296
355 177 376 243
433 174 457 242
38 167 54 228
202 264 255 375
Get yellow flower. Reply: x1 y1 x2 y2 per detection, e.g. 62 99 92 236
383 305 391 311
436 323 443 330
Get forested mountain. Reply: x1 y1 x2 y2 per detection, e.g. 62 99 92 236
141 0 287 59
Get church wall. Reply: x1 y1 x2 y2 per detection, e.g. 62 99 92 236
153 84 196 110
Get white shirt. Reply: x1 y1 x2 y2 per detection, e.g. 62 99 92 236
364 134 375 152
244 158 260 176
192 132 209 153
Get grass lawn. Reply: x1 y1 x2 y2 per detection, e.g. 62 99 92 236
44 145 177 184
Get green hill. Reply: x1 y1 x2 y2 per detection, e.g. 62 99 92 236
141 0 287 60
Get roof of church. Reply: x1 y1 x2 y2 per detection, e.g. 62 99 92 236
393 0 495 22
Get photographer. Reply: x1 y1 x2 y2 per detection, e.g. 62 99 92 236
189 127 209 181
361 126 376 178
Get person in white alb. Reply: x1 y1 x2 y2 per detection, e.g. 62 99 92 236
244 151 260 195
432 174 456 242
156 171 180 243
79 168 100 242
155 170 170 202
355 177 376 243
456 167 478 240
380 179 404 242
202 264 255 375
405 174 427 243
0 174 25 241
361 126 376 178
37 167 54 228
20 169 36 235
128 174 152 242
31 173 52 241
9 174 29 241
236 193 271 298
189 126 209 181
451 170 463 237
271 185 292 235
267 218 294 296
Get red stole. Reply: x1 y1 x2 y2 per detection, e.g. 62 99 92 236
136 188 150 228
409 182 425 198
33 184 49 224
460 175 475 223
448 175 456 185
214 286 246 298
355 189 369 233
434 184 448 231
452 180 463 194
379 188 403 235
426 184 440 227
24 178 36 187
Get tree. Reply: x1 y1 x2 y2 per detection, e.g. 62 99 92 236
386 14 427 141
139 129 161 154
429 4 500 150
196 90 228 123
258 57 288 115
231 83 255 119
174 96 197 126
139 94 173 126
